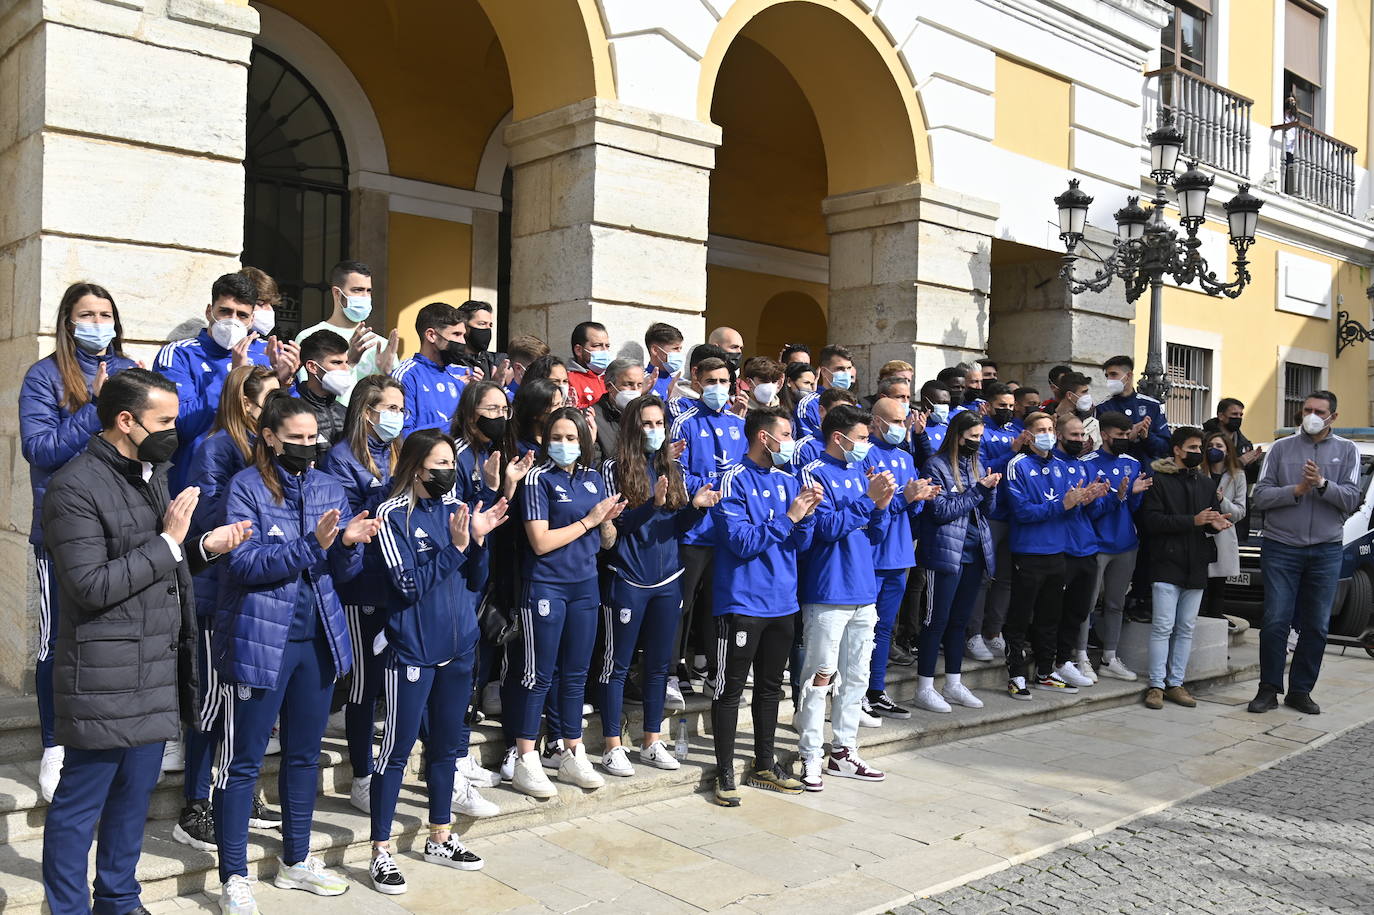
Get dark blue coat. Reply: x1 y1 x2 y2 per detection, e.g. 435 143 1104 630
319 437 394 608
185 431 253 616
917 453 996 576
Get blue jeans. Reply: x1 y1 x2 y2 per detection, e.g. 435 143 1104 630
1260 539 1343 694
1148 582 1203 688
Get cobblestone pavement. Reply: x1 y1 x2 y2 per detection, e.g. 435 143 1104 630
901 719 1374 915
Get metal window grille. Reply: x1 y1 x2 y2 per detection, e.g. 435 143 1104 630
1166 343 1212 427
1283 362 1321 427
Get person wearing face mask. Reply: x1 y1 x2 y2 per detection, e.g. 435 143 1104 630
963 383 1025 663
598 395 721 777
20 282 138 802
457 300 502 381
1096 355 1171 462
668 343 735 421
567 321 614 410
293 330 351 444
593 359 646 460
212 393 380 913
780 342 812 365
794 344 856 438
367 430 508 894
644 322 687 401
779 361 817 420
391 303 470 437
789 388 858 472
1203 398 1263 540
960 362 985 408
1247 391 1361 716
296 260 400 405
1137 427 1234 711
1052 371 1101 451
708 326 745 369
738 356 785 411
1041 365 1072 411
39 369 251 915
914 379 953 460
1010 386 1041 434
1201 432 1247 623
1051 414 1113 690
523 354 573 411
935 367 969 413
172 366 282 853
505 334 551 401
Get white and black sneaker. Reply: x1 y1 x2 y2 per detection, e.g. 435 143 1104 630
369 850 407 895
499 746 519 784
425 835 484 871
249 794 282 830
540 740 568 771
172 800 217 851
1033 672 1079 694
864 692 912 719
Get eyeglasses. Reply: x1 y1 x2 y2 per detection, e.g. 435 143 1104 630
477 405 511 418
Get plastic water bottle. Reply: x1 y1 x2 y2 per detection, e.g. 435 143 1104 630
674 717 689 760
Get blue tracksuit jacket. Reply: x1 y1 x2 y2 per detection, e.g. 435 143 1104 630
1096 391 1171 462
319 437 395 608
671 401 745 545
603 459 704 586
1082 448 1145 553
798 452 891 605
392 353 468 436
710 457 816 618
1001 449 1078 556
863 438 926 571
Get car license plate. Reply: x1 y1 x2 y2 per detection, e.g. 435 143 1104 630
1227 572 1251 586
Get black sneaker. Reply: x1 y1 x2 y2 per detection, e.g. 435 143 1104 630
370 850 408 895
1033 673 1078 694
425 835 484 870
1007 678 1032 701
171 800 217 851
1247 683 1279 714
249 794 282 830
1283 690 1320 715
713 770 741 807
865 692 912 720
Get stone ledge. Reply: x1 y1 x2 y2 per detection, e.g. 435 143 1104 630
505 98 722 171
823 182 1000 236
165 0 258 36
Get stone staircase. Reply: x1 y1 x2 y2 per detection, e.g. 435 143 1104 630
0 620 1254 913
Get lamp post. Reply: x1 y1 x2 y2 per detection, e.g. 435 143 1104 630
1053 109 1264 401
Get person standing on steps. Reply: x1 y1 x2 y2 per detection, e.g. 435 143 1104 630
20 282 138 804
295 260 400 406
1201 431 1247 622
1247 392 1361 715
391 302 471 437
292 330 351 445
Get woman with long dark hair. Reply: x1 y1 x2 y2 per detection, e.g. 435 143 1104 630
212 394 379 913
366 429 508 895
1203 430 1246 619
778 361 816 422
20 282 136 801
599 395 719 776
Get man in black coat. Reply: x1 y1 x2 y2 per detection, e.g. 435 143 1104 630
39 368 250 915
1137 425 1232 711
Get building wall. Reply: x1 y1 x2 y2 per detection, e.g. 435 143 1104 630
388 214 473 358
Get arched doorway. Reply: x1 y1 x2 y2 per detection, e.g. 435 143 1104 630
756 291 825 363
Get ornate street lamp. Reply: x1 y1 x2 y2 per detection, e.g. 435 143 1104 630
1335 283 1374 357
1054 109 1263 401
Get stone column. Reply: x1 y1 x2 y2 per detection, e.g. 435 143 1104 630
0 0 257 691
823 183 1000 386
503 99 720 363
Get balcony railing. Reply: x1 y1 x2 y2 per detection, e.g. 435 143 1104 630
1272 121 1358 216
1145 66 1253 178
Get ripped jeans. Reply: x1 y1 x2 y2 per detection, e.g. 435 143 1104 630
796 602 878 760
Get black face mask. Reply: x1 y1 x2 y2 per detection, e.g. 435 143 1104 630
958 439 981 458
1109 438 1133 456
439 339 466 366
964 389 982 406
1180 450 1205 469
1225 416 1242 433
992 408 1014 426
476 416 507 443
724 352 741 368
467 328 492 352
277 441 317 475
422 468 457 499
134 420 179 465
1061 439 1086 457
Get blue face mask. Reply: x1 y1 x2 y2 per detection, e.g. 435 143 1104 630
341 293 372 323
1033 432 1056 452
372 409 404 442
830 370 852 390
644 427 666 453
764 431 796 467
588 349 612 372
702 383 731 412
929 403 949 424
548 441 581 467
664 351 685 375
72 321 117 354
882 422 906 446
841 434 871 464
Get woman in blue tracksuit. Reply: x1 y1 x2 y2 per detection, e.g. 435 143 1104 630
212 394 380 914
366 428 509 895
599 394 720 777
173 364 280 852
916 411 1000 713
505 407 625 797
19 282 136 802
317 374 404 815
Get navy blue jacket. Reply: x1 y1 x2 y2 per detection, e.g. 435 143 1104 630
319 437 395 608
521 461 608 583
671 401 745 545
1096 391 1171 462
979 418 1020 522
711 458 815 618
603 459 705 587
213 465 361 689
20 348 137 547
1002 449 1078 556
392 353 468 436
1082 449 1145 553
454 438 501 509
1055 448 1108 558
917 453 996 575
798 452 890 604
184 431 253 616
863 438 926 571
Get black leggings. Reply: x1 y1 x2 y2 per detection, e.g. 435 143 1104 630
1059 554 1099 666
1004 552 1066 680
710 612 794 773
677 545 715 670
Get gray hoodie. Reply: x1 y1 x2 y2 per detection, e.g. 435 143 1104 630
1251 431 1362 547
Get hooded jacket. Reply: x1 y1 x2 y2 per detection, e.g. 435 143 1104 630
1138 457 1220 589
567 359 607 410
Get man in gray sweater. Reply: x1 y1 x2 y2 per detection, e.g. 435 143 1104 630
1248 390 1362 714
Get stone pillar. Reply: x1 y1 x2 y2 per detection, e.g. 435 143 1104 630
823 183 999 386
0 0 257 691
503 99 720 363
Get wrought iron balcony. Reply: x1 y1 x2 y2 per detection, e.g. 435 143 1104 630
1271 121 1358 217
1145 66 1252 178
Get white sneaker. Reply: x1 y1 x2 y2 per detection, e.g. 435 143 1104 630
1099 657 1138 681
601 745 635 777
324 709 347 738
540 740 567 770
499 746 518 784
39 746 64 803
558 744 605 789
988 635 1007 655
369 850 407 895
858 708 883 727
1075 658 1099 683
639 740 681 771
1056 661 1094 688
349 774 371 814
424 834 484 870
457 752 501 788
512 751 557 798
161 738 185 773
273 855 348 895
800 756 824 792
665 676 687 710
912 686 952 713
965 635 995 662
482 681 502 717
941 682 984 709
451 774 499 818
265 725 281 756
220 874 260 914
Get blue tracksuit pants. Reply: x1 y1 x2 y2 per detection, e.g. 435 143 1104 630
183 620 222 802
343 604 386 779
870 568 908 691
598 576 682 739
35 545 58 748
920 554 986 677
503 577 599 741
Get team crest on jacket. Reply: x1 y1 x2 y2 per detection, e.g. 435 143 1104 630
735 630 747 647
407 666 420 682
619 607 632 624
237 684 251 700
584 481 598 493
538 599 551 617
729 426 740 440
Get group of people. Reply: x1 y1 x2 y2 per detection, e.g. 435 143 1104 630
22 260 1361 915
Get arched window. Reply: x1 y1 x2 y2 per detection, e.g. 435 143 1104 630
243 46 350 337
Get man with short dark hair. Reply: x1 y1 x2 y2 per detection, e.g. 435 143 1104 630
1203 397 1263 472
1096 355 1170 462
790 387 859 469
936 367 968 408
568 320 612 409
1042 364 1073 409
645 322 685 400
1011 386 1041 432
295 330 351 444
506 334 550 399
296 260 400 402
1248 391 1362 714
457 300 501 381
1053 371 1100 451
980 360 999 382
391 302 469 435
738 356 784 410
794 345 855 438
916 379 953 457
779 343 811 365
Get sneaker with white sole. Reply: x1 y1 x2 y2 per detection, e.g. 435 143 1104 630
639 740 681 770
965 635 995 662
161 738 185 773
349 774 371 814
369 850 407 895
499 746 518 784
912 686 952 713
988 635 1007 655
513 750 557 797
665 676 687 710
865 692 912 719
1033 672 1079 694
1007 677 1032 701
1075 658 1099 683
172 800 217 852
273 855 348 895
451 774 499 818
481 681 502 718
540 740 567 770
1098 657 1138 681
39 746 64 804
601 745 635 777
457 752 501 788
264 726 280 756
219 874 260 915
425 835 483 871
858 708 883 728
826 746 885 782
800 756 824 792
941 682 984 709
1055 661 1093 688
249 794 282 830
558 744 605 789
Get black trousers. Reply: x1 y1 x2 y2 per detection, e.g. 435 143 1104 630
710 612 795 773
1060 554 1100 665
677 545 715 670
1005 552 1066 680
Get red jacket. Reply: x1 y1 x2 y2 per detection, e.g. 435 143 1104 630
567 364 607 409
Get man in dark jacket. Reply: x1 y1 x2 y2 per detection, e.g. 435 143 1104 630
593 358 647 461
294 329 350 444
40 368 250 915
1137 426 1231 710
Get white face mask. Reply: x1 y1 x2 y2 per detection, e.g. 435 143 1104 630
319 367 353 397
1301 413 1328 436
1075 394 1094 413
614 388 638 410
1105 378 1125 397
752 382 778 405
251 308 275 336
210 318 248 350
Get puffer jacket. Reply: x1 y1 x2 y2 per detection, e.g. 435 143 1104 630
1138 457 1220 590
185 431 253 617
319 436 394 608
20 348 138 547
41 435 209 749
213 463 361 690
293 381 349 445
917 453 996 575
